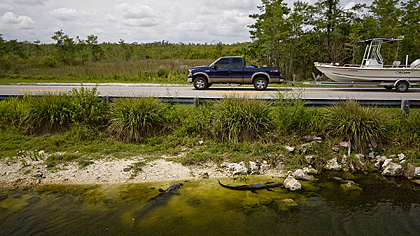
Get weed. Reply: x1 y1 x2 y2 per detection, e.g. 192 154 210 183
326 100 388 153
23 93 71 133
107 97 167 142
212 95 273 142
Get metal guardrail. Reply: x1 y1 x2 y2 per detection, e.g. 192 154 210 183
1 95 419 113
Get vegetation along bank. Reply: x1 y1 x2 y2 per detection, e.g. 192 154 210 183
0 87 420 187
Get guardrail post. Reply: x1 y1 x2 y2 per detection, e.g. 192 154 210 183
194 97 200 108
401 100 410 116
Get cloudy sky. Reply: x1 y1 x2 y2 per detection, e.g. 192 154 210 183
1 0 361 44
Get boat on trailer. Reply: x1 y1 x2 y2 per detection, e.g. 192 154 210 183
314 37 420 92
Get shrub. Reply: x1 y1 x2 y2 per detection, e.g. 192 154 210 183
107 97 167 142
176 103 213 137
272 89 322 134
0 96 27 127
68 87 106 126
326 100 388 153
23 93 71 132
212 96 273 142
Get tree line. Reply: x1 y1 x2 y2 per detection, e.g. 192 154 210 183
1 0 419 80
248 0 420 79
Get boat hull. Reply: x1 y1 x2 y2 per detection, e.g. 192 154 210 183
315 64 420 83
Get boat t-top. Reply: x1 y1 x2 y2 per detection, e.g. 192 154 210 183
314 37 420 92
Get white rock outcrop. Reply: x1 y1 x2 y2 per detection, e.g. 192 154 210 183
284 176 301 191
325 158 342 171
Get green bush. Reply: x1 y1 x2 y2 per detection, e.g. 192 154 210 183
326 100 388 153
271 89 322 134
0 96 27 127
212 96 273 142
107 97 167 142
68 87 106 126
23 93 72 132
176 103 213 137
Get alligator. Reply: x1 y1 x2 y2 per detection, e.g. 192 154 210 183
133 183 183 224
218 181 280 193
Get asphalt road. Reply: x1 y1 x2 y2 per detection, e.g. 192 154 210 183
1 83 419 100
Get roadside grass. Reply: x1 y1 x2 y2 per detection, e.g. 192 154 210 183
1 88 420 170
0 59 212 84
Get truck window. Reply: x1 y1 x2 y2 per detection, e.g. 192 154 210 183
214 58 230 69
232 58 242 68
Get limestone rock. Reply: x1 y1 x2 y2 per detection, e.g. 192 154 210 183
284 176 301 191
292 169 314 181
303 166 318 175
325 158 342 171
304 135 322 142
249 161 259 175
260 161 270 173
374 156 387 169
398 153 406 161
305 155 315 165
355 154 367 164
414 167 420 179
284 146 295 153
382 162 404 177
227 162 248 175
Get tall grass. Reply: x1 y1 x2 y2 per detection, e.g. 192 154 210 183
326 100 388 153
68 87 106 126
212 96 273 142
107 97 167 142
23 93 71 132
272 90 322 134
0 96 27 127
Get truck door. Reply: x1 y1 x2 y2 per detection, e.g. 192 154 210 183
230 57 244 83
208 58 231 83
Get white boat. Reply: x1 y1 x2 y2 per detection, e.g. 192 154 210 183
314 37 420 92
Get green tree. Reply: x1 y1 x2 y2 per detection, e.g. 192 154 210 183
248 0 291 66
401 0 420 62
51 30 76 65
86 35 103 61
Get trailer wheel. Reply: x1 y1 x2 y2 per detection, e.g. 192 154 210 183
254 77 268 91
395 80 409 92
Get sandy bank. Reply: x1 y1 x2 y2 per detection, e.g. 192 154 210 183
0 156 286 187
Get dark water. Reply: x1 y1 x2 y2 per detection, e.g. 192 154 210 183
1 173 420 236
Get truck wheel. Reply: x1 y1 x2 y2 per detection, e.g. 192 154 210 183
254 77 268 91
193 77 208 90
395 80 409 92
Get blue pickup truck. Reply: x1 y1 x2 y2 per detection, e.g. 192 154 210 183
188 56 283 91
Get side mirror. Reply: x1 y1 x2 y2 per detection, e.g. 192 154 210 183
212 65 217 70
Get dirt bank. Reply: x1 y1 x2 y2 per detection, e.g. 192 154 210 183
0 156 286 187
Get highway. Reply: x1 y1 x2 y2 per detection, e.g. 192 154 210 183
0 83 419 100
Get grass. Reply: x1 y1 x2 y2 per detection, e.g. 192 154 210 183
0 59 213 84
326 100 388 153
0 90 419 171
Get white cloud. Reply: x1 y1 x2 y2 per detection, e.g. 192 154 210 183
0 12 35 30
116 4 156 19
49 8 89 21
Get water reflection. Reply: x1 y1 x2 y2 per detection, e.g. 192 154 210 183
0 173 419 235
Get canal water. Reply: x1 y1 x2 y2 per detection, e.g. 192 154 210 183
1 173 419 236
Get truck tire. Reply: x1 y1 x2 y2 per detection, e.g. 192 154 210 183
254 77 268 91
193 76 208 90
395 80 409 92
